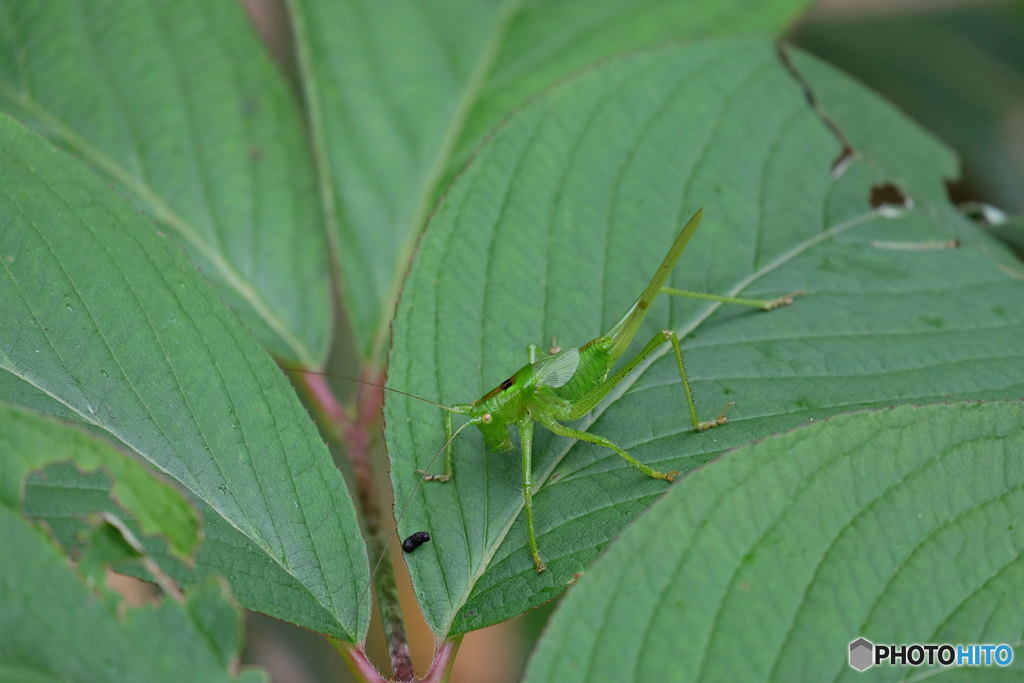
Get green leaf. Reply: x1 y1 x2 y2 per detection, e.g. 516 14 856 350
523 402 1024 681
0 116 369 641
0 0 330 366
0 504 266 682
1 404 199 562
384 38 1024 636
288 0 812 359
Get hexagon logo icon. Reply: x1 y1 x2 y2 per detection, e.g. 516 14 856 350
849 638 874 671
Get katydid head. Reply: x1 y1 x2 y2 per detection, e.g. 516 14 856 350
465 385 516 452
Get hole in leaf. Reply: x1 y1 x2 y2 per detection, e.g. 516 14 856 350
869 182 908 208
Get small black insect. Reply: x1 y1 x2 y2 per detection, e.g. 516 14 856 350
402 531 431 553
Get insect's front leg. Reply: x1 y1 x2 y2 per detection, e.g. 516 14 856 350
418 403 472 482
518 417 546 572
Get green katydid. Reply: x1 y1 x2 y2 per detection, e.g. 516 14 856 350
417 208 797 572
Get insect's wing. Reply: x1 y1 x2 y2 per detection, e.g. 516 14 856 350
532 347 580 388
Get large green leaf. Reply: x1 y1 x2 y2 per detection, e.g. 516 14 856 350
287 0 811 359
523 402 1024 681
0 405 264 682
384 39 1024 636
0 0 330 366
0 503 265 682
0 116 369 641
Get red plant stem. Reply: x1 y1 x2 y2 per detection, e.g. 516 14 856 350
334 639 386 683
422 638 460 683
299 370 413 681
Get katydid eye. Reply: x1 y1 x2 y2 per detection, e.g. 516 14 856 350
482 412 493 424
